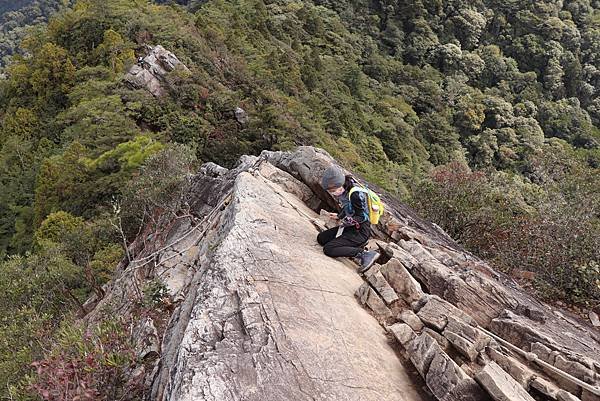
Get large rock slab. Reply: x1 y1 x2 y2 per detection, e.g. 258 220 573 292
416 295 476 331
380 258 424 304
81 146 600 400
475 361 536 401
151 171 424 401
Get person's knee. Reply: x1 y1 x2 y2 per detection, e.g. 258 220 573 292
323 244 337 257
317 232 327 246
317 231 328 246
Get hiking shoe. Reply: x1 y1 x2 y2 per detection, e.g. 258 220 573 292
355 250 380 274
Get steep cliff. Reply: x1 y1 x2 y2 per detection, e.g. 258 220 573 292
84 147 600 401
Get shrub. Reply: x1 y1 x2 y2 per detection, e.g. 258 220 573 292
411 160 600 305
30 319 137 401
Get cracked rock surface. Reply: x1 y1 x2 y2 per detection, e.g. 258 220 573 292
149 170 425 401
83 146 600 401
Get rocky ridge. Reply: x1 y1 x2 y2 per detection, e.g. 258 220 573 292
84 146 600 401
123 45 189 97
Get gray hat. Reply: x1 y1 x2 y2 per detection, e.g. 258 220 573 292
321 165 345 189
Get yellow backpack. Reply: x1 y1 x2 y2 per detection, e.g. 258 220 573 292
349 186 384 225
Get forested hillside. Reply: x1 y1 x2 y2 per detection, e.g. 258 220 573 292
0 0 599 398
0 0 66 66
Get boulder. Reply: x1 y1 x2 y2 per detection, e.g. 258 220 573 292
366 270 399 305
486 348 535 388
443 316 491 362
389 323 416 347
416 295 476 331
398 309 424 332
235 107 249 124
380 258 424 304
407 333 443 376
124 45 189 96
475 361 536 401
356 282 393 320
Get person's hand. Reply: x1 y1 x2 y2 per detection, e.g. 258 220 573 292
328 212 338 219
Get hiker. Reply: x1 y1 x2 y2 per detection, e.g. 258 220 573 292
317 165 380 273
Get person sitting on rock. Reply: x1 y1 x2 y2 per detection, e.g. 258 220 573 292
317 165 380 273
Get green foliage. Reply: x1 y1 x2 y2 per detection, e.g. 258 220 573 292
93 29 135 73
411 149 600 305
120 143 196 239
33 142 89 225
0 0 65 67
30 318 138 401
33 210 84 246
88 135 164 172
1 0 600 396
143 279 170 307
0 247 83 397
57 94 141 153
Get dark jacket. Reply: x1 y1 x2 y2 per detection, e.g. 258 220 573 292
336 176 370 226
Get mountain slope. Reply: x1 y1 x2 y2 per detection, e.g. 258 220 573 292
0 1 599 397
0 0 65 66
77 146 600 401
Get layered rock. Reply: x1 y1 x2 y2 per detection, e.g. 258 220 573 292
123 45 189 96
83 146 600 401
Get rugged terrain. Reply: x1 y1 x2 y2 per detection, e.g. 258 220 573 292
83 146 600 401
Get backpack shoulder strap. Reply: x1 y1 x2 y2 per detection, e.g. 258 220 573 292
348 186 368 198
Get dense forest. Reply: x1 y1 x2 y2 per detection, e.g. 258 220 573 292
0 1 66 66
0 0 599 398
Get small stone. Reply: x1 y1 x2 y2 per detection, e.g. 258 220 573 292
355 283 393 319
443 316 491 362
425 351 470 400
486 347 534 388
530 377 559 399
398 309 424 331
388 323 416 347
234 107 249 124
423 327 450 351
383 243 419 270
406 333 443 376
530 342 554 364
581 389 600 401
445 378 491 401
589 311 600 327
554 355 595 383
417 295 475 331
366 271 399 305
445 331 478 361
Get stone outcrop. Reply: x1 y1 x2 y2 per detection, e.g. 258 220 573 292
124 45 189 96
475 361 535 401
82 146 600 401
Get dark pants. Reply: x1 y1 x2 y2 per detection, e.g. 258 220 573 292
317 223 371 258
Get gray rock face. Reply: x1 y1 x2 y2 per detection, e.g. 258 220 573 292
80 146 600 401
150 170 422 400
234 107 249 124
124 45 189 96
